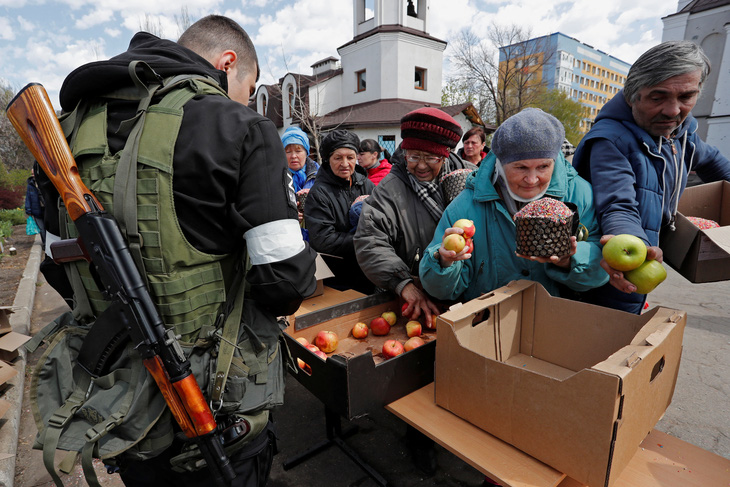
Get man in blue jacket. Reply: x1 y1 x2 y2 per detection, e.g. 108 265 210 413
574 40 730 314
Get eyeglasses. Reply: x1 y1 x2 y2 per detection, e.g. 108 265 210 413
405 153 444 165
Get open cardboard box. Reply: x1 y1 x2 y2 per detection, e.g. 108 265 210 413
661 180 730 282
285 292 436 419
434 280 686 487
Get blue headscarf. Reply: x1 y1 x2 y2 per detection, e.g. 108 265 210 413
281 126 310 155
282 127 311 191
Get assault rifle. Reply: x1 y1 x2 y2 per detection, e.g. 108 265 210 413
6 83 236 485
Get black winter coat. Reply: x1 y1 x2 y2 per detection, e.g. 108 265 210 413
354 149 476 293
304 162 374 258
46 32 317 315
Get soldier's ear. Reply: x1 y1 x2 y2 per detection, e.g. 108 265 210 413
212 50 237 73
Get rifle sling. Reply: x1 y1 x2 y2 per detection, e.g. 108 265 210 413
211 260 246 408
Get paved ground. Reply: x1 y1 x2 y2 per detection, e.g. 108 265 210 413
9 244 730 486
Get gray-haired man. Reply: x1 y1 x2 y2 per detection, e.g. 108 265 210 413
573 40 730 314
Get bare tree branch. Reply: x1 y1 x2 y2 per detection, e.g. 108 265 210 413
448 23 553 126
267 52 352 162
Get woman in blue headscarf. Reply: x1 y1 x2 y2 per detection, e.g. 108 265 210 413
282 126 319 193
282 126 320 241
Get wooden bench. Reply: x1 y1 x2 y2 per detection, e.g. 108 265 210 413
387 383 730 487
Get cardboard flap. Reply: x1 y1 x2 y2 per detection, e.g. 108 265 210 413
314 253 335 280
662 213 700 266
438 280 534 324
702 225 730 254
0 307 14 335
593 310 683 379
629 308 682 346
0 360 17 385
0 331 31 362
0 398 9 419
677 181 724 220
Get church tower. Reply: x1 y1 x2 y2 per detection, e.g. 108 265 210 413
338 0 446 107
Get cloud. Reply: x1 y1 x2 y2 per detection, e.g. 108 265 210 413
17 16 34 31
74 8 114 29
254 0 352 54
0 17 15 40
105 27 122 37
221 9 256 27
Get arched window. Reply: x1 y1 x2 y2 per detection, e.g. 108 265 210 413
288 85 295 113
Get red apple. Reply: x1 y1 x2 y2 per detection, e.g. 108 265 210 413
306 344 320 353
297 358 312 374
465 238 474 254
295 337 309 347
381 311 397 326
405 320 422 338
453 219 476 239
382 339 404 359
313 350 328 361
443 233 466 253
352 322 369 339
404 336 425 352
401 302 412 317
314 330 339 353
370 316 391 336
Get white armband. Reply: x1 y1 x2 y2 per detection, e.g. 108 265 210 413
244 219 305 265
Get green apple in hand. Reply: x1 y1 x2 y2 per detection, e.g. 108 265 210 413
625 260 667 294
602 234 647 271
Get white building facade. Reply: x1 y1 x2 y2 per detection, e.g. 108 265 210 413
253 0 485 157
662 0 730 156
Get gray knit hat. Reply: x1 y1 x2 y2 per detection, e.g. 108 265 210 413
492 108 565 164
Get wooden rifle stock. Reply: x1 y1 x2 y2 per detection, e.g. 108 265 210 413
6 83 99 221
7 83 234 484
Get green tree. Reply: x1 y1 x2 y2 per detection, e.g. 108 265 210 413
441 80 492 124
529 88 585 146
0 85 35 173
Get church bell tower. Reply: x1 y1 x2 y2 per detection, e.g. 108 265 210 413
339 0 445 106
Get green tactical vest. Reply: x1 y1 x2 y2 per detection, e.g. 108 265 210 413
27 66 287 487
63 75 234 343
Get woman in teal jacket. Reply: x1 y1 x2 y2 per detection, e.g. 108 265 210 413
420 108 608 302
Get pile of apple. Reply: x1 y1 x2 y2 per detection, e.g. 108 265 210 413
295 331 339 371
602 234 667 294
443 219 475 254
351 309 426 359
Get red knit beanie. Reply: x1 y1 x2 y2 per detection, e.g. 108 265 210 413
400 107 463 159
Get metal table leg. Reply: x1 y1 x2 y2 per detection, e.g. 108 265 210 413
282 406 389 486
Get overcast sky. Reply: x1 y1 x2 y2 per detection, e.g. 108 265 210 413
1 0 679 109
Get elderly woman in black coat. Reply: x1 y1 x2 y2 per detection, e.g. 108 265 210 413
304 129 375 293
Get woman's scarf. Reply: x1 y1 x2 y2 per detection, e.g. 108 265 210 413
290 167 307 192
491 157 549 216
405 154 455 221
407 173 445 222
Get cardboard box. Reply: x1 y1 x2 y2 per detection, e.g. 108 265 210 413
0 307 13 335
0 331 31 362
434 280 686 487
285 292 436 420
0 360 17 393
306 254 335 299
0 399 10 420
661 181 730 282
